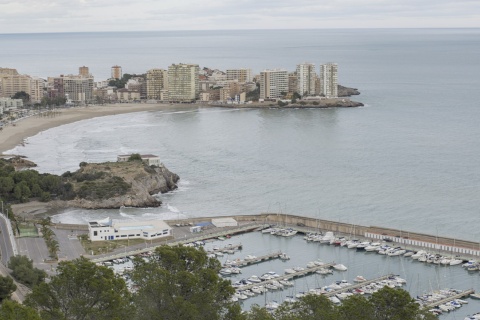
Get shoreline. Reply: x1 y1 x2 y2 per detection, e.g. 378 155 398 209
0 103 181 155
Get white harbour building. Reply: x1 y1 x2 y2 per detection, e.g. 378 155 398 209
88 217 172 241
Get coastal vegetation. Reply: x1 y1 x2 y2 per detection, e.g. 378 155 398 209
0 157 179 210
7 256 46 288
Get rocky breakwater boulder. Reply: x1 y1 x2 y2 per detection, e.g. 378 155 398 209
65 161 179 209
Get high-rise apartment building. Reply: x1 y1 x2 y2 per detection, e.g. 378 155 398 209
146 69 168 100
319 63 338 98
226 68 252 83
259 69 288 100
62 75 94 104
79 66 90 77
167 63 199 102
0 68 19 76
296 63 316 96
111 65 122 80
0 74 44 103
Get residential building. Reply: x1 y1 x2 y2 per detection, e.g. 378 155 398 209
168 63 199 102
62 75 94 104
288 73 298 94
111 65 122 80
0 98 23 111
126 77 147 99
146 68 168 100
117 154 162 167
200 92 210 102
226 68 252 83
79 66 90 77
0 74 44 103
88 217 172 242
320 63 338 98
219 88 230 102
116 88 140 102
296 63 316 96
0 68 19 77
259 69 288 100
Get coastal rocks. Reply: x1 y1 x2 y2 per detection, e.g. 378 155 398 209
65 161 179 209
337 85 360 97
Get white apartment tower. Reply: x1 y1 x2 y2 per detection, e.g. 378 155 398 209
296 63 316 96
320 63 338 98
226 68 252 83
111 65 122 80
168 63 199 102
259 69 288 100
146 68 169 100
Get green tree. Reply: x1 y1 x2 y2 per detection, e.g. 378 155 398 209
0 300 41 320
128 153 142 162
337 294 374 320
370 286 434 320
281 294 338 320
26 257 133 320
0 177 15 193
131 245 241 320
0 275 17 302
244 304 274 320
12 91 30 104
8 256 46 288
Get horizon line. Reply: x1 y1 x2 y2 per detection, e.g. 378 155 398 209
1 27 479 36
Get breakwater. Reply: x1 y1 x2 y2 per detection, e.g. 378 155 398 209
164 213 480 258
54 212 480 260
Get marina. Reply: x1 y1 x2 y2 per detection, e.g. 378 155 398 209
55 213 480 319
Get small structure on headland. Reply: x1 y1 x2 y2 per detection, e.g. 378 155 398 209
117 154 162 166
88 217 172 241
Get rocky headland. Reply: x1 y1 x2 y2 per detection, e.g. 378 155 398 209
64 161 179 209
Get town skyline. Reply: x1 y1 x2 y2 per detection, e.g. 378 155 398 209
1 1 479 34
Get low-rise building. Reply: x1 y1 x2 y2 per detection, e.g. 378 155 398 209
116 88 140 102
0 98 23 111
88 217 172 241
117 154 162 167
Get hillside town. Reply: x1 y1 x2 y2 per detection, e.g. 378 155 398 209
0 62 342 115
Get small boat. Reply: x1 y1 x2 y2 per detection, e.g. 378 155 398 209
265 301 280 310
333 264 348 271
279 253 290 260
470 293 480 300
218 236 226 241
284 296 297 303
219 268 232 275
354 275 367 282
248 275 262 283
316 268 333 275
285 268 296 274
244 255 257 261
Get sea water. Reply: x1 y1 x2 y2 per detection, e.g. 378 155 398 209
3 29 480 318
3 29 480 241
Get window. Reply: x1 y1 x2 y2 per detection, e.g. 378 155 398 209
94 231 98 236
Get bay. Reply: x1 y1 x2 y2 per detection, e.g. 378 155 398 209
3 29 480 242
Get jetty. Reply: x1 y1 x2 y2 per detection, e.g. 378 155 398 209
425 289 475 309
324 274 395 297
238 262 336 291
226 251 283 268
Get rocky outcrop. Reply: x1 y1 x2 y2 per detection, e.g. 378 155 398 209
338 85 360 97
66 161 179 209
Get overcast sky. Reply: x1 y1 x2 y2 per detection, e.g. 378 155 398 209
1 0 479 33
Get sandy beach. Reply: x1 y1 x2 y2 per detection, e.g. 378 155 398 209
0 103 174 155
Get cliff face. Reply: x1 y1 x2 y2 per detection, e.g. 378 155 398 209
66 161 179 209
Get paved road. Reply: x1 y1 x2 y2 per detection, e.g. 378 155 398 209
0 214 15 266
